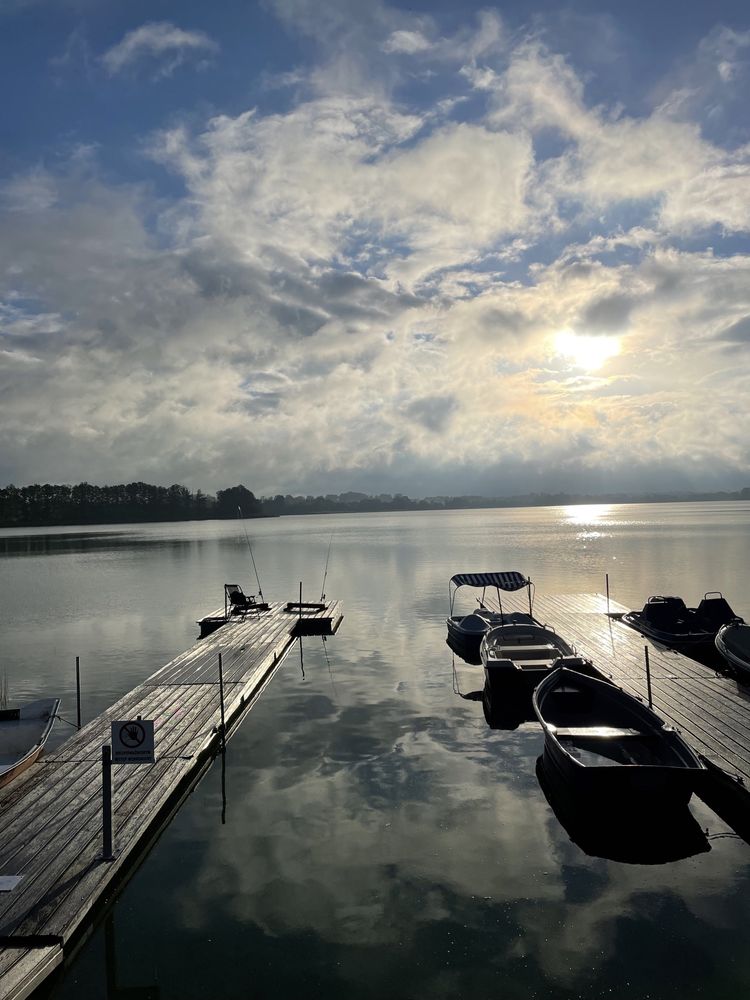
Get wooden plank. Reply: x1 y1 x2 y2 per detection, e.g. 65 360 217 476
0 946 62 1000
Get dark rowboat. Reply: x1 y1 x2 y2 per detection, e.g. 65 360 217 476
533 667 705 806
0 698 60 788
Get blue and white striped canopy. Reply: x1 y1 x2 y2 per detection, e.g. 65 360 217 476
449 571 530 591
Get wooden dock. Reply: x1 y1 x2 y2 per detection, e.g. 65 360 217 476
485 591 750 833
0 599 342 1000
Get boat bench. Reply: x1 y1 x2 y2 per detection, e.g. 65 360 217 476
551 726 641 739
496 644 559 660
486 656 557 672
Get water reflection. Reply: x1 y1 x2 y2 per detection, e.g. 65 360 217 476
536 757 711 865
104 914 160 1000
5 508 750 999
562 504 613 526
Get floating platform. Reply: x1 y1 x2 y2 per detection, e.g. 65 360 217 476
0 598 342 1000
483 591 750 836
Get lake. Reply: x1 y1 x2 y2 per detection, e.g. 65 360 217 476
2 502 750 999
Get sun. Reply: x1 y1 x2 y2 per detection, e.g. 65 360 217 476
554 329 621 371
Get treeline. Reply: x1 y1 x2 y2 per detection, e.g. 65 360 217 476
1 481 750 529
0 482 260 527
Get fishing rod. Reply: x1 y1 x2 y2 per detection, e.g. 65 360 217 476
320 533 333 602
237 506 265 602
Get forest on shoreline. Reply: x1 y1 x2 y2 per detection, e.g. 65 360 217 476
1 481 749 529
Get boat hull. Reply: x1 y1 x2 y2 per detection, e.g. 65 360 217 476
536 756 710 864
0 698 60 788
716 622 750 679
540 731 698 808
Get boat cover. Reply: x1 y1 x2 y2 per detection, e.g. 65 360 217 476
450 571 529 591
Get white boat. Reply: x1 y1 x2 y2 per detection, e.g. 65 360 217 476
0 698 60 788
446 571 535 656
715 620 750 679
480 622 576 690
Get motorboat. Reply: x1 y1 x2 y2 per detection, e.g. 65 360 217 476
446 571 535 658
622 592 740 659
533 667 705 806
0 698 60 788
715 619 750 680
480 622 577 691
535 756 710 864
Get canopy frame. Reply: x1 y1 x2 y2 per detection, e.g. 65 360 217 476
449 572 533 618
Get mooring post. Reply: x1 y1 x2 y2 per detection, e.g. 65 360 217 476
644 645 653 708
75 655 81 730
605 573 610 616
102 744 114 861
218 651 226 751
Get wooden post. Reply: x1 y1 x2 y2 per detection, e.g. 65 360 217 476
102 745 114 861
644 645 653 708
75 656 81 730
218 652 226 751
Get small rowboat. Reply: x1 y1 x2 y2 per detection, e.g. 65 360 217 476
533 667 705 806
0 698 60 788
480 622 576 691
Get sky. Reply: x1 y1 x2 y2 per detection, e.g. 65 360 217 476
2 0 750 498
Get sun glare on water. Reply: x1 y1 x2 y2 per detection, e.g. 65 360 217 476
554 330 621 371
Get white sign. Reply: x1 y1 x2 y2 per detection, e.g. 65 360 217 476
111 719 155 764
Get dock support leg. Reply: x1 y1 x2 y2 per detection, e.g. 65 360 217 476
75 656 81 730
102 744 114 861
218 652 226 751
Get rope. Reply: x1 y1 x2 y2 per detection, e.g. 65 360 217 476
53 713 79 729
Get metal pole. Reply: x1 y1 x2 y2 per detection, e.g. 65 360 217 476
605 573 610 616
218 652 226 751
299 581 303 623
75 656 81 730
644 646 653 708
102 744 114 861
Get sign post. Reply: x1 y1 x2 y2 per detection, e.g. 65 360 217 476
102 745 113 861
101 719 155 860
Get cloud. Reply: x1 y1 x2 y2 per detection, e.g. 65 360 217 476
2 7 750 493
101 21 218 78
382 30 432 55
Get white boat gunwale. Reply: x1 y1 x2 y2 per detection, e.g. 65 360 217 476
0 697 61 787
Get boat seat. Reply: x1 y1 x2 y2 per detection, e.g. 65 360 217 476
697 595 736 627
484 658 517 671
551 726 641 739
496 645 559 660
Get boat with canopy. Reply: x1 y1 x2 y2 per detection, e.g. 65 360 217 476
446 571 535 655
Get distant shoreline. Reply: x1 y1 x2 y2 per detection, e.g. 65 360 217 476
1 480 748 530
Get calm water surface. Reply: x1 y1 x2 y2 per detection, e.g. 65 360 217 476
2 503 750 999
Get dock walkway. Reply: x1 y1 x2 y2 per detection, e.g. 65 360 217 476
0 599 342 1000
488 592 750 821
